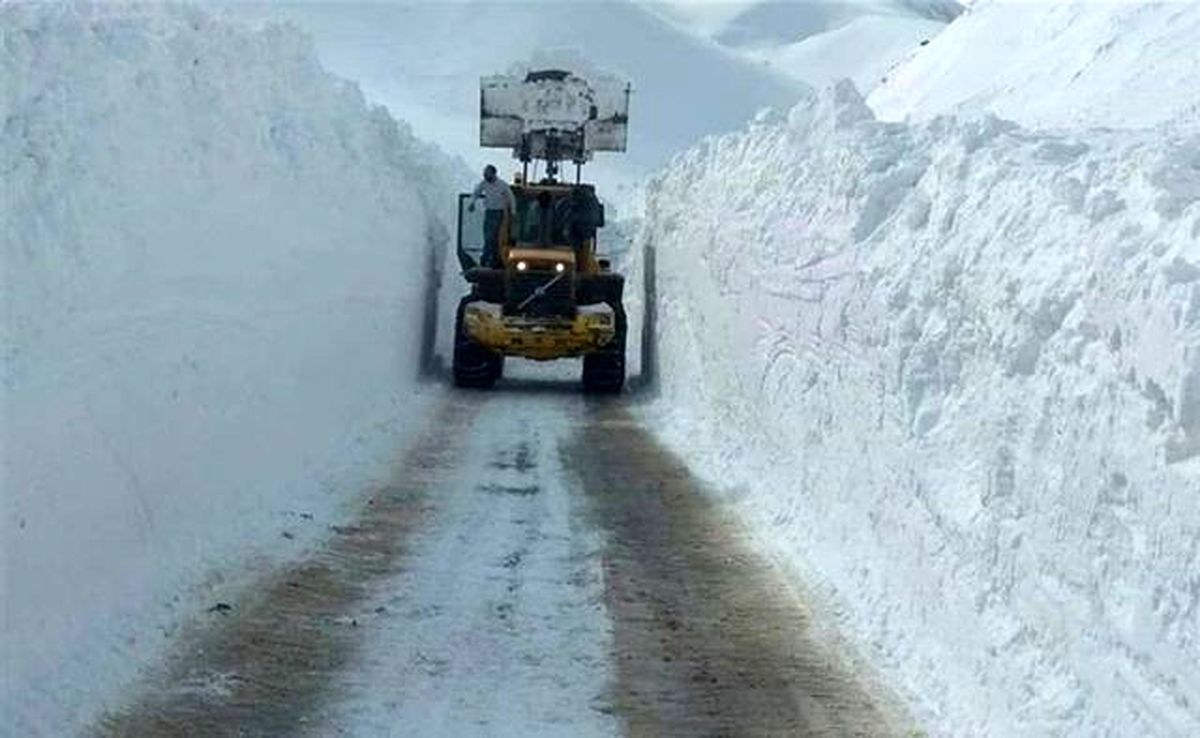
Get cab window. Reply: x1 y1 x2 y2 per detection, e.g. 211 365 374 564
512 191 564 246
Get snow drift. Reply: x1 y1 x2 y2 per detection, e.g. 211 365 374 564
1 5 459 733
640 80 1200 735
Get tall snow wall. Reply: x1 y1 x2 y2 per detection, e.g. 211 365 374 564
641 82 1200 735
1 5 460 732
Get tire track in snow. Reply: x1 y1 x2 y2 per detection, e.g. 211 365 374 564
93 393 478 737
315 383 616 736
567 402 910 737
93 376 908 736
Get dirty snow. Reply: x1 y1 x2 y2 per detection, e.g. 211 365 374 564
321 392 616 737
640 77 1200 735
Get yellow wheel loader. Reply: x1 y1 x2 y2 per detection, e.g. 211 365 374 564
452 70 631 393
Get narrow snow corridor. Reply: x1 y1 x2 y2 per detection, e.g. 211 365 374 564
93 376 909 737
7 4 1197 736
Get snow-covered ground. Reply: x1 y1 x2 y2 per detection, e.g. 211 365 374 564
739 14 947 92
321 388 617 737
869 0 1200 129
1 5 461 733
639 57 1199 738
643 0 962 94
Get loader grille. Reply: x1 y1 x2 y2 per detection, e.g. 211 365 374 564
507 271 574 317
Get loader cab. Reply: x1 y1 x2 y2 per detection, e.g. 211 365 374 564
509 183 605 274
513 188 562 247
455 181 606 273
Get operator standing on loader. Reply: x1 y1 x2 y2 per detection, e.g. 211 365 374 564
468 164 516 268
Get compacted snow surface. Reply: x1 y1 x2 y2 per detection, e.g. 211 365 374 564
318 389 618 737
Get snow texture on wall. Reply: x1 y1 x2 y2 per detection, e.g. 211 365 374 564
640 80 1200 735
1 5 457 733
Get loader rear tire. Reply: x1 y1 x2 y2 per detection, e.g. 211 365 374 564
453 297 503 389
582 302 626 394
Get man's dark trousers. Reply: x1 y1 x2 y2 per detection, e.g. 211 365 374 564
482 209 504 267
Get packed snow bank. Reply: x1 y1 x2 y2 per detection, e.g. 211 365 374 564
869 0 1200 130
640 82 1200 735
1 5 459 732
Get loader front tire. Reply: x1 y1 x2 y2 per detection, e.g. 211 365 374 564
582 302 626 394
453 297 502 389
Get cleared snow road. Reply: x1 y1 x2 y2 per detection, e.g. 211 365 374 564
96 376 906 737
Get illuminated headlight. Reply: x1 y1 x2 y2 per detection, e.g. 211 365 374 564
516 261 528 271
555 262 566 273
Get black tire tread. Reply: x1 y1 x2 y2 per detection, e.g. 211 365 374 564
453 296 503 389
582 301 626 394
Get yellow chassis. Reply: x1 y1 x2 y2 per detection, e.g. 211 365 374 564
463 301 616 360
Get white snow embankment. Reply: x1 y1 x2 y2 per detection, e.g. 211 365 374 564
869 0 1200 129
641 81 1200 735
1 5 458 733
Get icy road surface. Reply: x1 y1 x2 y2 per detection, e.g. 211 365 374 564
95 372 906 737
